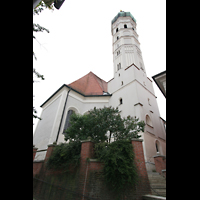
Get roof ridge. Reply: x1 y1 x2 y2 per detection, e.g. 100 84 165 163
89 71 108 92
84 72 103 95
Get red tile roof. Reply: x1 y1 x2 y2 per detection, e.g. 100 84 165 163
67 71 108 96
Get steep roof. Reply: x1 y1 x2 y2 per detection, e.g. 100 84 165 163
111 11 136 24
67 71 108 96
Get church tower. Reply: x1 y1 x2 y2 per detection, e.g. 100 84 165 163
108 11 166 171
111 11 146 75
33 10 166 171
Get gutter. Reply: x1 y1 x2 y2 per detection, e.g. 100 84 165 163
55 87 71 143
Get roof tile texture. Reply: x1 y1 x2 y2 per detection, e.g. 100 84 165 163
67 71 108 96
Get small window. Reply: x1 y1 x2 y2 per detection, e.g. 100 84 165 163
148 98 151 106
155 140 161 154
116 28 118 33
117 63 121 71
146 115 153 127
155 141 159 152
117 36 119 40
124 24 127 28
121 81 123 86
132 27 134 30
119 98 123 105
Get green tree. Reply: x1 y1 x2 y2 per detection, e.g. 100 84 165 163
64 106 145 143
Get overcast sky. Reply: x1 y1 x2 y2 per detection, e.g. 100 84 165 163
33 0 166 134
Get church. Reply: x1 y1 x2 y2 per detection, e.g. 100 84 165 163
33 11 166 172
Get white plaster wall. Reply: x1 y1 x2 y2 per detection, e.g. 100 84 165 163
33 86 111 159
33 87 68 160
56 89 110 144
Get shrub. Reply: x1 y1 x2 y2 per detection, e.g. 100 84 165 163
94 140 138 192
46 141 81 170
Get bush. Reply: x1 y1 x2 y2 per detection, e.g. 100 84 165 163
46 141 81 170
94 140 138 192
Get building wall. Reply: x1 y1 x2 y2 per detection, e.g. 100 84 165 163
33 87 68 160
108 64 166 168
57 90 110 144
33 86 110 160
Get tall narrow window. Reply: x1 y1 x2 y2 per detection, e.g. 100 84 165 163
148 98 151 106
63 110 74 134
155 140 161 154
124 24 127 28
117 63 121 70
119 98 123 105
117 36 119 40
155 142 159 152
116 28 118 33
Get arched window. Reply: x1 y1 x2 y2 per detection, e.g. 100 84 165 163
119 98 123 105
116 28 118 33
63 110 74 134
146 115 153 127
124 24 127 28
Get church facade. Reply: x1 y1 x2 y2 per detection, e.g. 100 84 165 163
33 11 166 171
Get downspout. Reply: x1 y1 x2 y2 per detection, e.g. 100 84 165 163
55 87 71 143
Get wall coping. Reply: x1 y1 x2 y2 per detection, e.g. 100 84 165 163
89 159 101 162
153 155 166 158
80 139 92 143
131 138 143 142
81 138 144 143
47 144 56 147
143 194 166 200
33 160 45 163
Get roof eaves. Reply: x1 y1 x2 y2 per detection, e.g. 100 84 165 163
40 84 70 107
40 84 112 108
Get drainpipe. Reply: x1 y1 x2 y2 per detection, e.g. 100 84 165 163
55 87 71 143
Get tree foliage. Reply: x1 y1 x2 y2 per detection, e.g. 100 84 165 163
64 106 145 143
94 140 138 192
33 1 53 121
